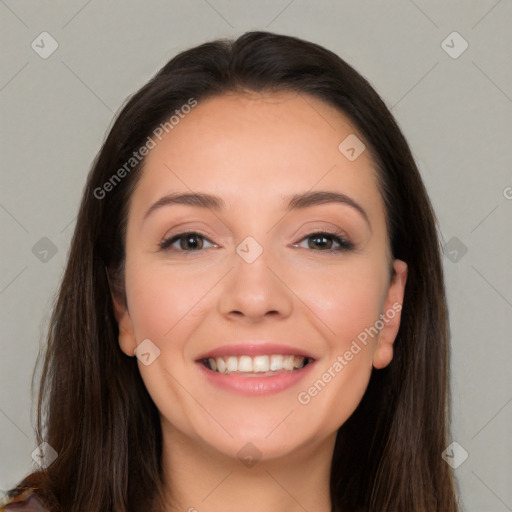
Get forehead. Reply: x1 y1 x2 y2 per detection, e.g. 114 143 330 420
129 91 385 223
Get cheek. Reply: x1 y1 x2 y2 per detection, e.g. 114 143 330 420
125 262 210 340
291 258 387 421
293 258 387 348
123 265 212 426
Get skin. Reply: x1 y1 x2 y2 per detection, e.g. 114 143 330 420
111 90 407 512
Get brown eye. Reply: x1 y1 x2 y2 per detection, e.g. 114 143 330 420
179 234 204 250
308 233 334 250
159 232 216 252
296 232 354 253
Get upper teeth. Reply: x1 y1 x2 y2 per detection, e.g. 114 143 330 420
206 355 308 374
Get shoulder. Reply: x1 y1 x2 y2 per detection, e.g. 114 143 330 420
1 488 53 512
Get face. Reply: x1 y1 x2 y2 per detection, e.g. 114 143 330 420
111 91 407 461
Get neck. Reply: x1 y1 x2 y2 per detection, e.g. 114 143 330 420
159 420 335 512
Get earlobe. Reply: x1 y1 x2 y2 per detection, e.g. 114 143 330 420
106 268 137 357
372 259 408 369
117 330 137 357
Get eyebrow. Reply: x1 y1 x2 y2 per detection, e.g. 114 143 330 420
143 190 370 228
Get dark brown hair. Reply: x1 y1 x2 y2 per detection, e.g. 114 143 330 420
8 31 459 511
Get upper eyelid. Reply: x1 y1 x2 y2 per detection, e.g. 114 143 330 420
294 231 353 249
161 230 352 248
161 217 351 239
160 231 216 247
161 229 216 243
162 229 348 239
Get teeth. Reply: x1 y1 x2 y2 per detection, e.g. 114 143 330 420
270 355 283 371
226 356 238 372
253 355 269 372
294 356 305 369
282 355 295 371
216 357 226 373
206 354 310 374
238 356 253 372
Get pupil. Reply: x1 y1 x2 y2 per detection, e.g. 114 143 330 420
183 234 201 250
311 234 331 250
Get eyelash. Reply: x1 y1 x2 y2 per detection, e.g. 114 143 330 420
158 231 354 254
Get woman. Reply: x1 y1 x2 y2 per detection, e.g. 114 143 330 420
1 31 459 511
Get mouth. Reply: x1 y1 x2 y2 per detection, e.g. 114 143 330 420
199 354 315 377
195 343 318 394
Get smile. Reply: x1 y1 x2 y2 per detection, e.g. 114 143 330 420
201 354 315 375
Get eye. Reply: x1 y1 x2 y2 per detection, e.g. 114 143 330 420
159 232 217 252
294 231 354 253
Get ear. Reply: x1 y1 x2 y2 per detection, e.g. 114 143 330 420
372 259 408 369
107 269 137 357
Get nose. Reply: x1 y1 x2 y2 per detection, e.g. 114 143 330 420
217 244 294 323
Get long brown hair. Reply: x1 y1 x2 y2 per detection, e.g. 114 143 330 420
8 31 459 511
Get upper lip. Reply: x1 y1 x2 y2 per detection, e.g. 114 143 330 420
196 343 317 361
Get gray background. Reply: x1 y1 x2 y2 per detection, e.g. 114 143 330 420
1 1 511 510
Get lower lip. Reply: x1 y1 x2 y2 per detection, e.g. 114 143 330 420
196 361 316 396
